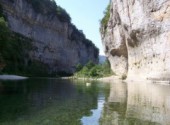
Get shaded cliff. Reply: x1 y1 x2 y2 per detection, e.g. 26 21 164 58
0 0 99 76
100 0 170 80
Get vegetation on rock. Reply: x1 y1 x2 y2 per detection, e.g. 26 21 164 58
26 0 99 57
70 25 99 57
121 74 127 80
26 0 71 22
0 0 99 77
0 14 49 76
100 3 111 31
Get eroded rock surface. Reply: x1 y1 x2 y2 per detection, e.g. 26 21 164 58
101 0 170 80
0 0 99 74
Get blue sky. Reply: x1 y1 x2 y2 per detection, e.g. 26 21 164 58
55 0 109 55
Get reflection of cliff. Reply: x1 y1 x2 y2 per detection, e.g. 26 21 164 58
108 82 127 103
100 82 127 125
127 82 170 125
100 82 170 125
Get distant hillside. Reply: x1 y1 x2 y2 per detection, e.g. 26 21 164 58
99 55 106 64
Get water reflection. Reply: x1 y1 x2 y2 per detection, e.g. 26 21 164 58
81 95 105 125
100 81 170 125
0 79 109 125
1 78 170 125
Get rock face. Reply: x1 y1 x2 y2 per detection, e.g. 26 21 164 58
0 0 98 74
101 0 170 80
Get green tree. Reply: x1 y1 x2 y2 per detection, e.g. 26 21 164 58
86 61 95 69
102 59 112 74
75 59 114 78
76 64 83 72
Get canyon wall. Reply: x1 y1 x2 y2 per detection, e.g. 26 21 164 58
0 0 98 75
101 0 170 80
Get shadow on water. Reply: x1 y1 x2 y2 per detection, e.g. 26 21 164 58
0 78 110 125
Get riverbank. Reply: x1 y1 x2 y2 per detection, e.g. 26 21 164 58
98 75 120 82
62 75 121 83
1 74 169 85
0 75 28 80
64 75 170 85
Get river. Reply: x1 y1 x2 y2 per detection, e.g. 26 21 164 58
0 78 169 125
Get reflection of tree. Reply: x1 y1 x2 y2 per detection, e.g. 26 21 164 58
0 79 100 125
100 82 170 125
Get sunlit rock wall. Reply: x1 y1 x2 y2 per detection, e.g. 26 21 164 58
101 0 170 80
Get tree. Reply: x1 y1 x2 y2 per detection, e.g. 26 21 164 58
76 64 83 72
101 3 111 30
86 61 95 69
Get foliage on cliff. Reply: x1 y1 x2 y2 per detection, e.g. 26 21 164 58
25 0 71 22
100 3 111 31
75 60 113 78
0 0 99 76
0 15 49 76
26 0 99 53
0 4 2 17
70 25 99 57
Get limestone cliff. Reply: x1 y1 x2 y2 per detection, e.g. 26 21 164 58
0 0 98 75
101 0 170 80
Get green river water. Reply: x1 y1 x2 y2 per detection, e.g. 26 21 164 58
0 78 169 125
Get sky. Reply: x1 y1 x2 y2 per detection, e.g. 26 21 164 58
55 0 109 55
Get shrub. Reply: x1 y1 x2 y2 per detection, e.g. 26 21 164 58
57 6 71 22
86 61 95 69
89 66 98 77
75 59 114 78
101 3 111 30
26 0 71 22
121 74 127 80
76 64 83 72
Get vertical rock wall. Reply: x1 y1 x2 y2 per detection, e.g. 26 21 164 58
101 0 170 80
0 0 99 74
